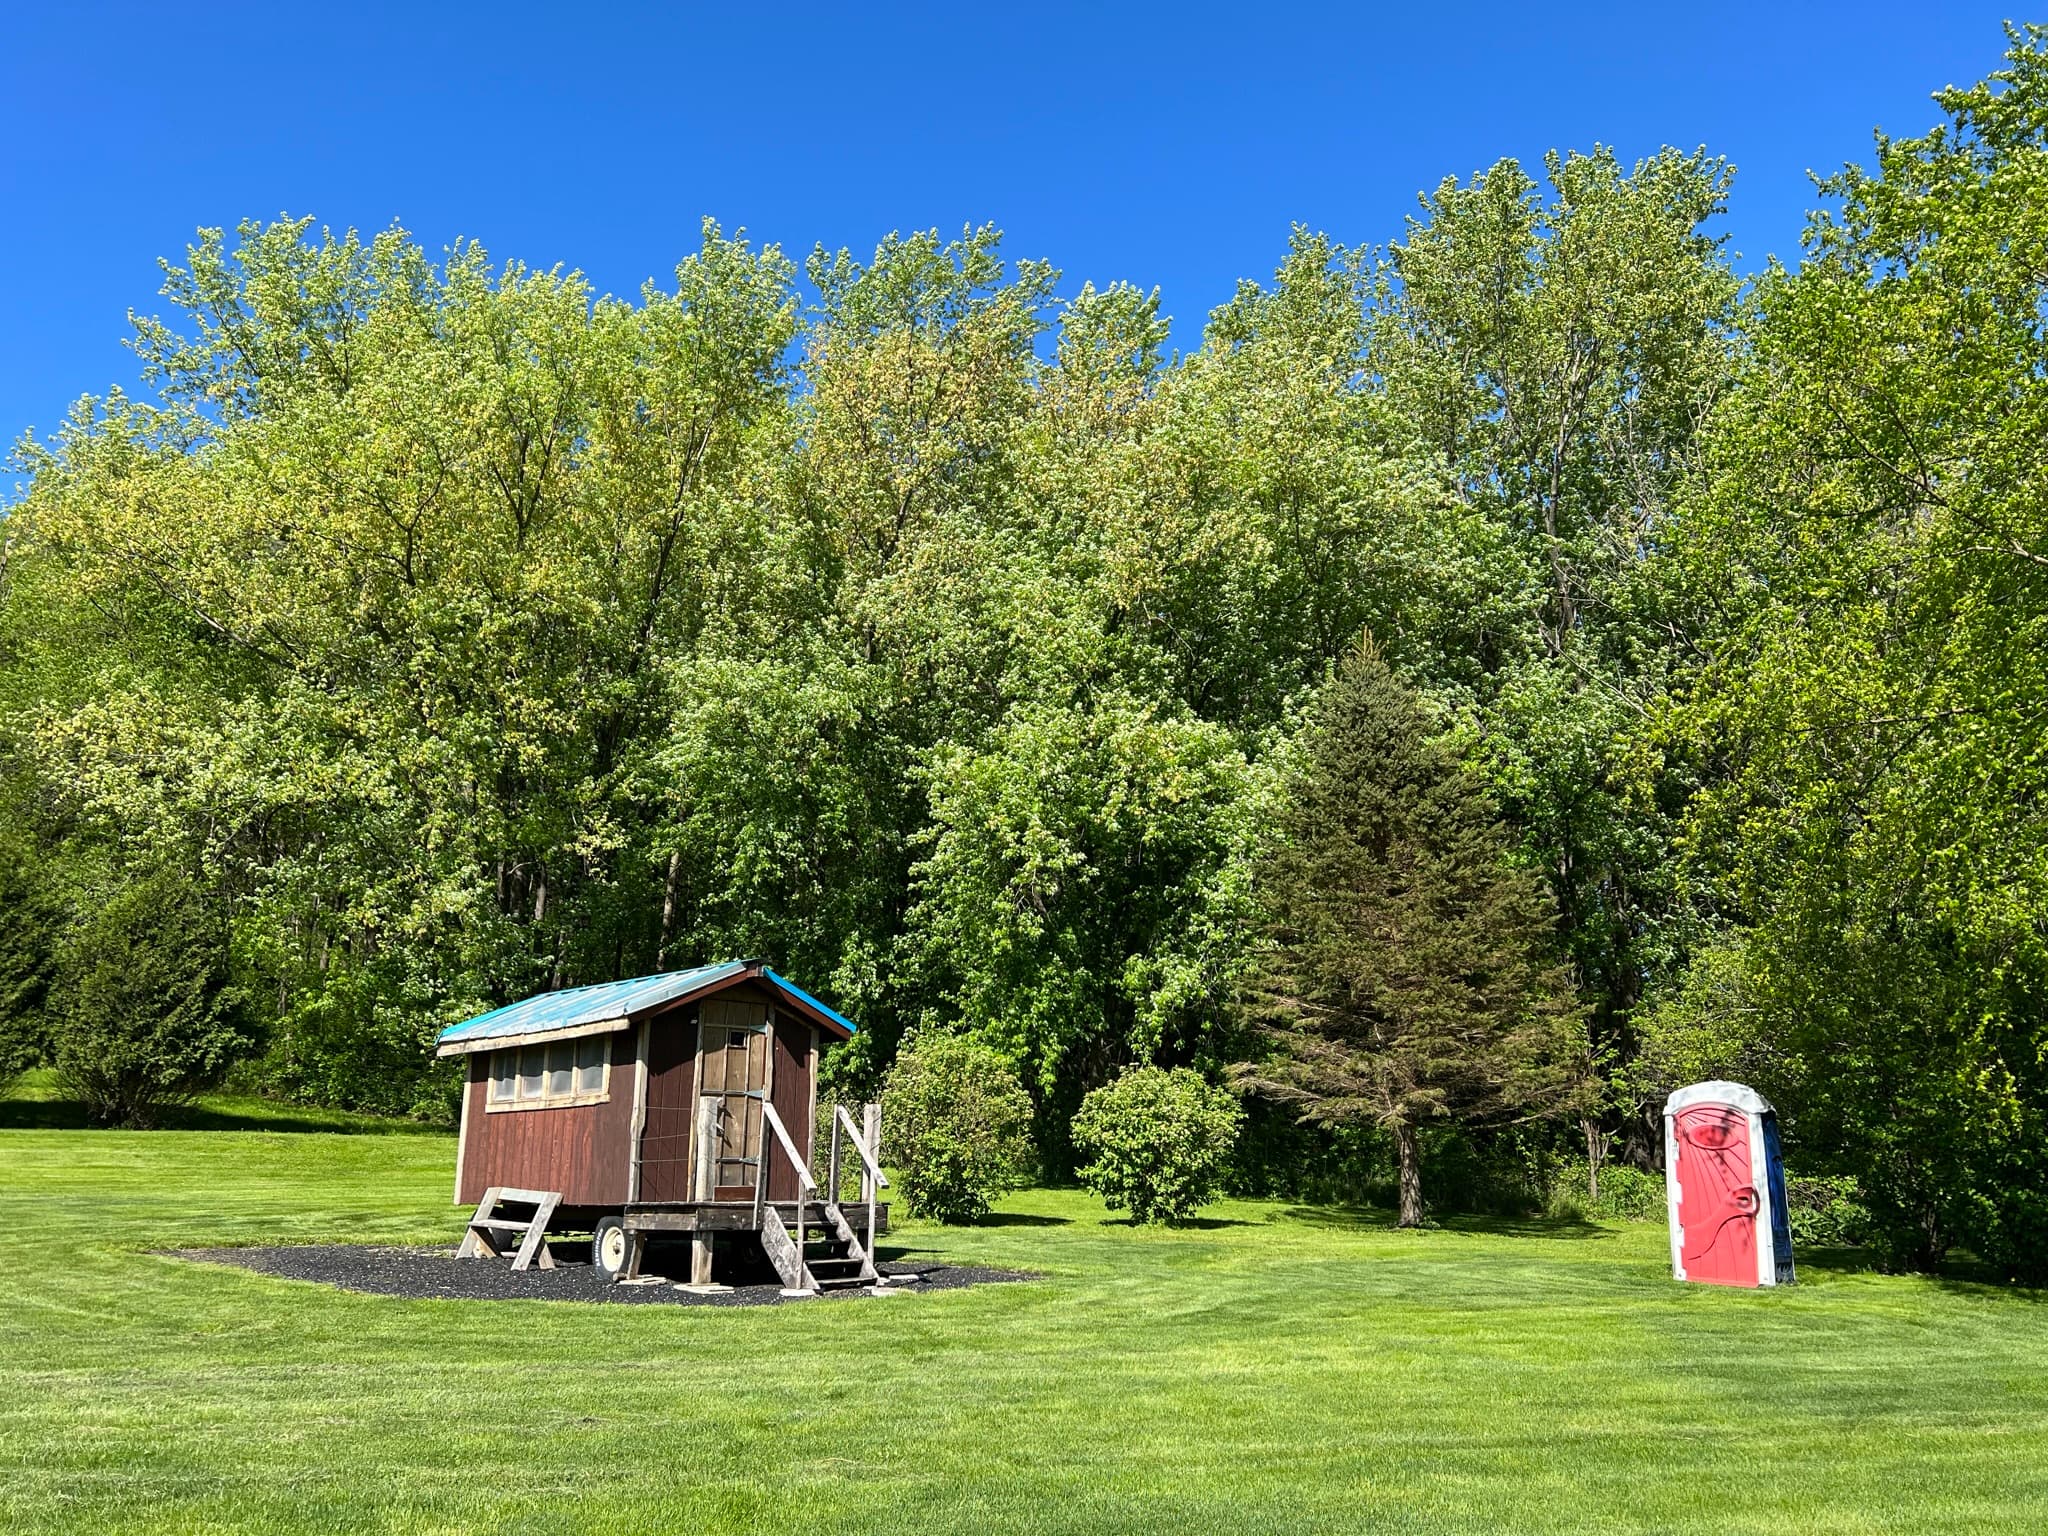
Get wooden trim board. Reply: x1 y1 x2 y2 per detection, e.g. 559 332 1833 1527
452 1057 473 1205
627 1017 651 1203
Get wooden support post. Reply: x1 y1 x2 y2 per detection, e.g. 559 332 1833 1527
626 1019 650 1203
829 1109 843 1206
862 1102 882 1203
863 1100 882 1266
690 1096 719 1287
452 1061 472 1206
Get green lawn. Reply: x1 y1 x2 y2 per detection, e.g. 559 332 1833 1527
2 1096 2044 1533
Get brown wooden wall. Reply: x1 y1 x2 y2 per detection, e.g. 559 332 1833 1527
456 1027 638 1208
767 1011 815 1201
638 982 815 1202
636 1009 700 1202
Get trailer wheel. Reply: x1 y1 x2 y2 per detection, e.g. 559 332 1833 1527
592 1216 630 1278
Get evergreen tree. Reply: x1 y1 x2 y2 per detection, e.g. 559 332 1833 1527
50 868 249 1127
0 844 61 1089
1236 636 1584 1226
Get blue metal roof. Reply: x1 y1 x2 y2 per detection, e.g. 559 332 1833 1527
763 967 856 1036
434 960 856 1054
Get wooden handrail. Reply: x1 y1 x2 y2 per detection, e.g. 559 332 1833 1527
833 1102 885 1280
760 1103 817 1194
835 1104 890 1189
756 1101 818 1289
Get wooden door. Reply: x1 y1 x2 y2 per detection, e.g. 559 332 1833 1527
697 999 771 1199
636 1017 698 1203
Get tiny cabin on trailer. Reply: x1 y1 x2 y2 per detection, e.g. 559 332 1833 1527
435 959 893 1293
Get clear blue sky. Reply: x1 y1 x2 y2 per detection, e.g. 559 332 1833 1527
0 2 2018 449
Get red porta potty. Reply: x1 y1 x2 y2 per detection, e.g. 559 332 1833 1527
1664 1081 1794 1288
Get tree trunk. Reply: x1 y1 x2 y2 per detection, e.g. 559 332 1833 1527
1620 1103 1663 1171
657 848 681 970
1583 1116 1607 1202
1393 1119 1424 1228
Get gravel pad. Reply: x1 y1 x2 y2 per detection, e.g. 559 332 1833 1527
167 1244 1033 1305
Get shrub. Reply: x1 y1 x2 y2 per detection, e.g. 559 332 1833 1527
50 869 250 1128
880 1034 1035 1223
1547 1161 1666 1222
0 840 62 1094
243 964 455 1121
1071 1066 1244 1225
1785 1175 1871 1249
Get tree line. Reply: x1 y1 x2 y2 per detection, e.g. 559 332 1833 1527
3 25 2045 1276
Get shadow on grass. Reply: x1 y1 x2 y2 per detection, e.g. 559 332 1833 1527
1934 1273 2048 1302
1921 1250 2047 1302
1271 1204 1393 1233
1272 1204 1611 1240
1100 1215 1254 1230
972 1212 1073 1228
1791 1243 2048 1301
1791 1244 1888 1277
1441 1211 1612 1241
872 1244 931 1264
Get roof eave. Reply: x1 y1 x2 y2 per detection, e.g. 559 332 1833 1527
762 967 857 1040
434 1015 635 1058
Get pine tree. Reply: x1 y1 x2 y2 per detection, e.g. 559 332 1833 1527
1236 636 1584 1226
50 869 249 1128
0 839 62 1088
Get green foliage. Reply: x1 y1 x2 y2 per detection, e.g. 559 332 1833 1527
879 1033 1035 1223
1785 1176 1873 1251
908 699 1263 1143
0 838 62 1088
7 30 2047 1275
1237 636 1586 1226
242 963 461 1121
1662 24 2048 1277
0 193 1709 1156
1369 146 1742 1164
48 868 251 1127
5 217 808 1110
1070 1066 1244 1225
1546 1161 1666 1222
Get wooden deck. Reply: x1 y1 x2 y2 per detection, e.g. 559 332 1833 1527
620 1199 891 1234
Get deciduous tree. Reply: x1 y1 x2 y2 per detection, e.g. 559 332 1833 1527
1659 25 2048 1276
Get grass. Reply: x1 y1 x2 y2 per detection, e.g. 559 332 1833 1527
2 1085 2045 1533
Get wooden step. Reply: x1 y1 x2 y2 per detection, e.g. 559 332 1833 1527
809 1264 870 1287
760 1199 887 1292
456 1187 562 1271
